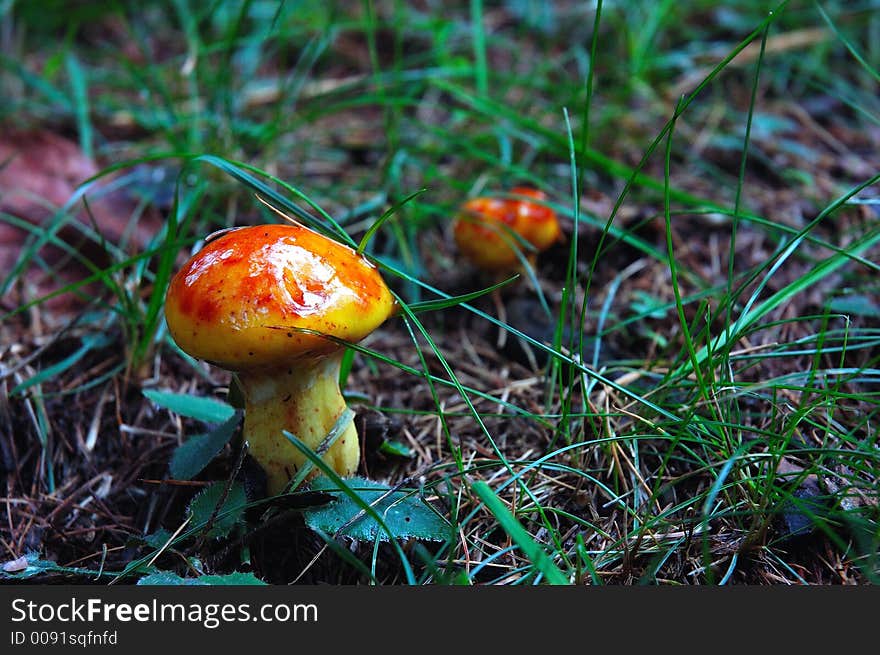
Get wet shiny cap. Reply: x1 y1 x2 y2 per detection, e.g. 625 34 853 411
164 224 396 370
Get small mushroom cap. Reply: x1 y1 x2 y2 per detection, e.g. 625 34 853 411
452 187 561 271
507 187 562 251
164 224 396 370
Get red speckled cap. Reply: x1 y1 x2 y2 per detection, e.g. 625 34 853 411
164 224 396 370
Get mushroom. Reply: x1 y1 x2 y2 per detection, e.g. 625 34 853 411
452 186 561 272
451 187 561 347
164 223 396 495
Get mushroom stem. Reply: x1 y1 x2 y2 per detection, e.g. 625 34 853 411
237 351 359 495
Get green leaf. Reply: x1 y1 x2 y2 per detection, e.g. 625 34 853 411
828 294 880 318
470 481 570 585
137 571 265 585
283 432 418 582
187 481 247 539
137 529 174 550
143 389 236 424
630 290 670 319
303 475 448 542
379 440 414 457
169 411 242 480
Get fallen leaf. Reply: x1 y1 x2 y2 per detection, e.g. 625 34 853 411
2 555 29 573
0 129 99 221
0 128 163 319
775 457 826 538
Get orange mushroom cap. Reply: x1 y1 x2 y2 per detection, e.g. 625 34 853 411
452 187 561 271
164 223 396 371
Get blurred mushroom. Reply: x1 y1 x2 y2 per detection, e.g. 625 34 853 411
164 223 396 495
452 187 562 347
452 186 561 273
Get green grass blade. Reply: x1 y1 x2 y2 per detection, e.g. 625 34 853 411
357 188 426 255
65 52 92 160
470 481 570 585
407 275 519 313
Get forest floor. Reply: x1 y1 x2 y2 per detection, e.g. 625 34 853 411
1 2 878 585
